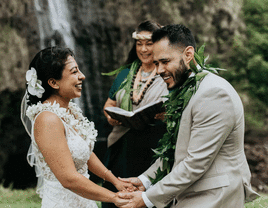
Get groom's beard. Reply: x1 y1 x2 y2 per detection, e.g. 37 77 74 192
171 59 189 90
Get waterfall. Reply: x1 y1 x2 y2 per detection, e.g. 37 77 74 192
33 0 113 140
46 0 75 50
33 0 84 110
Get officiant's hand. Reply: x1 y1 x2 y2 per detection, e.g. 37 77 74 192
107 115 122 126
154 112 166 121
118 177 145 191
118 191 146 208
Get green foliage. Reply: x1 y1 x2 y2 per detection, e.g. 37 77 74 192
117 60 140 111
231 0 268 104
193 44 226 74
242 92 268 131
0 25 12 45
102 59 141 111
101 63 132 76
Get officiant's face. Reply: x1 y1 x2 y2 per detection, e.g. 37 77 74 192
136 31 154 64
56 56 85 99
153 38 189 89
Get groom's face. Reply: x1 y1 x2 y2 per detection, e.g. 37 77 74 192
153 38 189 89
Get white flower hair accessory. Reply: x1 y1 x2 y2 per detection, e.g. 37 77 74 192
132 31 152 40
26 67 45 98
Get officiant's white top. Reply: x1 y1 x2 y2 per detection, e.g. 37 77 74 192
26 101 98 208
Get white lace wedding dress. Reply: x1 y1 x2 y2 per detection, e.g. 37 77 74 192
26 102 98 208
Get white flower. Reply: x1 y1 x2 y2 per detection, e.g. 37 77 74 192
26 101 98 146
26 67 45 98
132 31 152 40
57 108 67 117
70 119 79 126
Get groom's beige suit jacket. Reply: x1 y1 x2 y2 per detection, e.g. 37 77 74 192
143 72 259 208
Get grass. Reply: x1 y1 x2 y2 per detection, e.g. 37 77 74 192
0 184 41 208
0 184 102 208
0 184 267 208
245 194 268 208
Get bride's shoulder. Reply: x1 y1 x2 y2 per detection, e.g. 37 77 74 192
26 102 67 132
34 111 64 131
33 112 65 140
35 110 61 123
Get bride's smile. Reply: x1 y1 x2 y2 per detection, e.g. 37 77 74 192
55 55 85 101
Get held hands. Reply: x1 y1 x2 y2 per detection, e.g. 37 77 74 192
113 192 130 207
118 177 145 192
116 178 146 208
118 191 146 208
114 178 137 192
107 115 122 126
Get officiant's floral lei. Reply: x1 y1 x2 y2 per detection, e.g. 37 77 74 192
26 101 98 146
149 45 226 185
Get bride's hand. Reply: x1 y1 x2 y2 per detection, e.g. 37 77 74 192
113 192 130 207
114 179 137 192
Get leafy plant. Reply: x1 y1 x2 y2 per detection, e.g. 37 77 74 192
230 0 268 104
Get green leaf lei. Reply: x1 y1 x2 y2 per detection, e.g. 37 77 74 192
149 44 226 184
102 59 141 112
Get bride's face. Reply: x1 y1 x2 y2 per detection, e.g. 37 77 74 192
56 56 85 100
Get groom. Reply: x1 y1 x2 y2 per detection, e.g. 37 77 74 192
119 24 259 208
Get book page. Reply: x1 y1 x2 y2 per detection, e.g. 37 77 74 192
105 107 134 117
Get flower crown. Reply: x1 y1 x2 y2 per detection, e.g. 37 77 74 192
26 67 45 98
132 31 152 40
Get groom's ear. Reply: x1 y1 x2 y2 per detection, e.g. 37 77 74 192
183 46 195 66
48 78 59 90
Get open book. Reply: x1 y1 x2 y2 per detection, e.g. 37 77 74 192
105 100 165 130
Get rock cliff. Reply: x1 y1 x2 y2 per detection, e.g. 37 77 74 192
0 0 245 94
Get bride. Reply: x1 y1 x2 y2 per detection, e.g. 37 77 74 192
21 46 133 207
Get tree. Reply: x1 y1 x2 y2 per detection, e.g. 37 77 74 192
231 0 268 104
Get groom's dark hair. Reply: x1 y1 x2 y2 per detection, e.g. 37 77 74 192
152 24 196 50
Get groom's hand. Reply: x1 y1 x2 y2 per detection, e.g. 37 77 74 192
118 191 146 208
118 177 145 191
114 179 137 192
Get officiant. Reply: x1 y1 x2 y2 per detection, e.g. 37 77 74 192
102 20 168 208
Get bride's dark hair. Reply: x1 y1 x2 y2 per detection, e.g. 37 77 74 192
27 46 74 105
